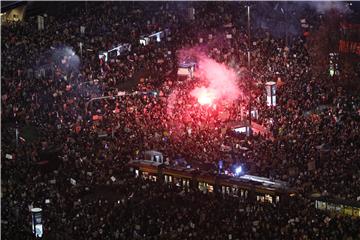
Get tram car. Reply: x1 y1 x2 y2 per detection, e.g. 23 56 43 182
127 159 296 205
311 195 360 218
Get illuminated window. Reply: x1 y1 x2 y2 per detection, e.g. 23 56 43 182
174 177 181 187
245 191 248 198
232 187 238 196
142 172 149 180
198 182 207 192
353 208 360 217
315 201 327 210
343 206 353 216
257 195 265 202
183 179 189 187
135 170 139 178
264 194 273 203
327 203 337 211
335 204 342 212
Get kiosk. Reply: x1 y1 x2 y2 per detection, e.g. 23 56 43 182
31 208 43 238
177 62 196 79
265 81 276 107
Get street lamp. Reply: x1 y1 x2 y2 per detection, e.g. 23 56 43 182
246 5 252 135
79 42 83 59
247 5 251 70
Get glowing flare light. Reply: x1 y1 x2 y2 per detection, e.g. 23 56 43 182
198 95 212 105
192 87 216 106
198 92 213 105
190 55 242 107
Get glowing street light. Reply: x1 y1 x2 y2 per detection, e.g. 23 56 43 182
235 166 242 175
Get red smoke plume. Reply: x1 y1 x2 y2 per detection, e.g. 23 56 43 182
191 56 241 105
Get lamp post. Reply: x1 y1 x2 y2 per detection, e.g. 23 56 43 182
31 208 43 238
247 5 252 135
279 7 288 47
247 5 251 70
15 127 19 147
79 42 83 59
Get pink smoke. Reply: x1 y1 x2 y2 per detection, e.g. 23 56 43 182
191 56 241 105
192 86 216 105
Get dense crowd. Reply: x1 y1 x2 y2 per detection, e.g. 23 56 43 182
2 2 360 240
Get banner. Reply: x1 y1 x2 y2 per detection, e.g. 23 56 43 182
339 40 360 55
341 22 360 30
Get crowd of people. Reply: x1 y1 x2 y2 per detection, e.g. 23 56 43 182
2 2 360 239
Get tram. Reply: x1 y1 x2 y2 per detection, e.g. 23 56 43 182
127 159 296 205
312 195 360 218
